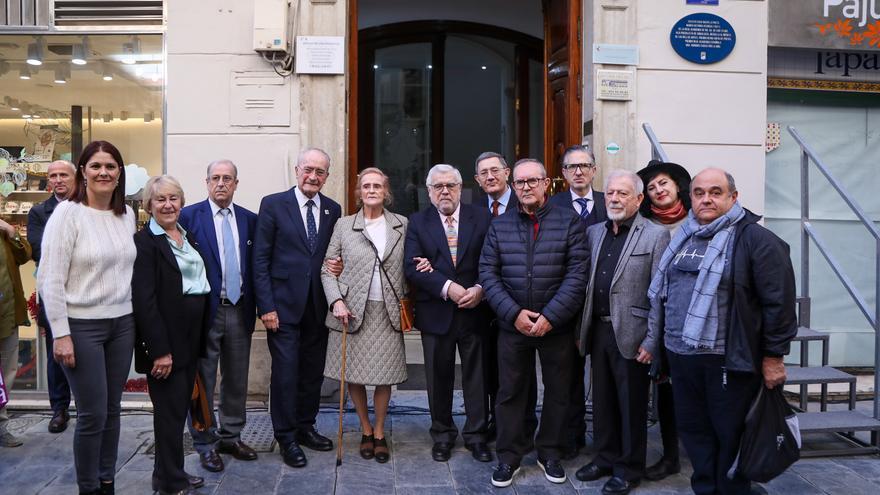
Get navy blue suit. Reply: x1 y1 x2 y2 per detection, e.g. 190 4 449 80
548 188 606 452
253 187 341 445
405 203 491 444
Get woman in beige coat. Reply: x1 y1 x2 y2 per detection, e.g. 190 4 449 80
322 167 408 463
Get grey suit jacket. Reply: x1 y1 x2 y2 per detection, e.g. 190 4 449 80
577 214 670 359
321 209 408 333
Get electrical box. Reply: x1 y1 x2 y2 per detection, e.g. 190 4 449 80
253 0 290 53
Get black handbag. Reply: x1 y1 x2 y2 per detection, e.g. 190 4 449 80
730 385 801 482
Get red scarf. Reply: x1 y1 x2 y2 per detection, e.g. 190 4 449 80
651 199 686 224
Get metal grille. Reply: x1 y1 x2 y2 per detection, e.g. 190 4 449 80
1 0 51 26
52 0 163 27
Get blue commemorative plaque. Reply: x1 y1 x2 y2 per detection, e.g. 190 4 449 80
670 13 736 64
686 0 719 5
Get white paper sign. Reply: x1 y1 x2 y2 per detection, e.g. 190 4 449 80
295 36 345 75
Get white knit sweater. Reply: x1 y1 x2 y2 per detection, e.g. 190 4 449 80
37 201 137 338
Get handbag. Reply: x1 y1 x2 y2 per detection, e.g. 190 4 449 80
189 372 214 433
728 385 801 482
375 253 414 333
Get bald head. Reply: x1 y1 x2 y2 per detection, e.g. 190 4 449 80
47 160 76 199
690 168 738 224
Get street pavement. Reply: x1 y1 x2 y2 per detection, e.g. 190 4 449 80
1 390 879 494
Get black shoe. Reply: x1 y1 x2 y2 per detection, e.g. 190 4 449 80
575 462 612 482
374 437 390 463
98 480 113 495
538 458 566 484
217 440 258 461
295 428 333 452
48 410 70 434
186 475 204 489
465 442 493 463
431 442 453 462
602 476 639 495
198 449 224 472
750 483 769 495
491 463 521 488
281 442 307 468
644 457 680 481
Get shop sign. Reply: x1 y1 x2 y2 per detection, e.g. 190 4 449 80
770 0 880 50
687 0 719 5
769 47 880 81
597 70 634 101
606 142 621 155
670 13 737 64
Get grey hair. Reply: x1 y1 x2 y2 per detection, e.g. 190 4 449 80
142 175 186 214
49 160 76 173
512 158 547 178
297 147 332 169
604 169 644 195
474 152 508 174
562 144 595 164
426 164 463 186
206 159 238 178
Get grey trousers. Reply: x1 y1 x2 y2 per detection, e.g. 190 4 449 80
0 330 18 432
189 303 252 452
63 315 135 492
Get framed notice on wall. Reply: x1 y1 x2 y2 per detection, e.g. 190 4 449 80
597 70 634 101
295 36 345 74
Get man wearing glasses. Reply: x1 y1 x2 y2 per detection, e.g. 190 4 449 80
479 159 588 487
179 160 259 472
473 152 518 217
253 148 342 468
548 144 608 458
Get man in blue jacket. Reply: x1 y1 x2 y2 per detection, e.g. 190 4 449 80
405 164 492 463
253 148 342 468
479 158 589 488
178 159 258 472
648 168 797 495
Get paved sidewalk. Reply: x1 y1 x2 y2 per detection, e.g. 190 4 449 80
1 391 879 494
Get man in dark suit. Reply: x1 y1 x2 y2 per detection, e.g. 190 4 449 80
179 159 258 472
253 147 342 468
473 152 518 216
405 164 492 463
547 144 608 457
575 170 670 495
27 160 76 434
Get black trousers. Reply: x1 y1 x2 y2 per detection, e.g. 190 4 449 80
266 292 329 446
656 380 679 461
667 351 760 495
42 312 71 413
590 321 650 481
496 329 574 466
484 320 538 436
421 311 488 444
566 352 588 448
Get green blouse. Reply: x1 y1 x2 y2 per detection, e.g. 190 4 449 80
149 218 211 295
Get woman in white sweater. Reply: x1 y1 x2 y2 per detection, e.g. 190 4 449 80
37 140 137 495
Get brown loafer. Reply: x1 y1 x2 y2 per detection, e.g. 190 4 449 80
359 434 375 459
373 436 390 463
218 440 258 461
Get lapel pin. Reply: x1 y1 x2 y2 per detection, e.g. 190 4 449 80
247 240 252 246
324 209 329 215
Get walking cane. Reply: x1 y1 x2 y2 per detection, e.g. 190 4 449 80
336 318 349 466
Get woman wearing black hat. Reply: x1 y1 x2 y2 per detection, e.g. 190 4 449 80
636 161 692 482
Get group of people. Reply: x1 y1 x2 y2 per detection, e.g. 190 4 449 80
0 139 798 495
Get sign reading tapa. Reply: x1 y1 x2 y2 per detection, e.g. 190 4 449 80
670 13 737 64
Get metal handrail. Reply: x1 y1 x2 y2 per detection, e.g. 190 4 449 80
790 125 880 427
642 123 669 162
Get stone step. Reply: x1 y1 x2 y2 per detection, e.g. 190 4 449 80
786 366 856 385
798 410 880 433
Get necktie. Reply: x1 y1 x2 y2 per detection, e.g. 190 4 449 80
305 199 318 253
445 216 458 266
491 200 500 217
221 209 241 304
575 197 590 220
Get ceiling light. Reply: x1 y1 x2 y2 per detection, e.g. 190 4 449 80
102 65 113 81
481 66 487 70
10 107 19 111
71 39 88 66
26 39 43 66
22 114 31 119
54 65 69 84
120 111 129 121
122 36 140 65
144 111 154 123
32 115 40 119
103 112 112 123
19 67 31 80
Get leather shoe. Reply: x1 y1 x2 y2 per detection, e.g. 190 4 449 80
465 442 493 462
295 428 333 452
644 457 680 481
575 462 612 482
431 442 453 462
48 410 70 433
151 473 204 492
218 440 258 461
198 449 224 472
602 476 639 495
281 442 307 468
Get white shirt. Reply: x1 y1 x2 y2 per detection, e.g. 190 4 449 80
209 199 243 298
364 215 387 302
294 186 321 233
439 204 461 300
570 187 595 216
487 186 513 215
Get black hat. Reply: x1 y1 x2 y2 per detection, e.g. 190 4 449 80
636 161 692 217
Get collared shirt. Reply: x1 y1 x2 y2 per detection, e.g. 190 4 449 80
149 218 211 295
294 186 321 233
209 199 242 298
440 204 461 300
570 187 595 216
487 186 513 215
592 216 635 318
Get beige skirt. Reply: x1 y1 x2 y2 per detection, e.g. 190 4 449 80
324 300 407 386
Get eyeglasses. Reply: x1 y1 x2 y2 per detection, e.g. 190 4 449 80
430 183 461 192
477 167 507 178
562 163 596 172
209 175 236 184
512 177 546 190
299 166 328 178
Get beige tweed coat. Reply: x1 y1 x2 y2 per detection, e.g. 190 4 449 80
321 208 409 333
